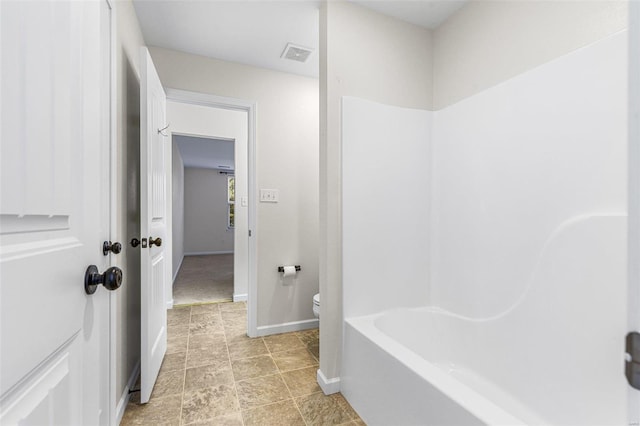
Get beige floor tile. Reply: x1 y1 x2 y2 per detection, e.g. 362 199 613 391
166 335 189 355
242 399 306 426
272 348 318 372
281 366 321 397
191 303 220 315
167 307 191 326
227 338 268 360
263 333 305 354
159 352 186 374
181 384 240 425
296 329 319 347
184 361 234 392
231 355 278 381
218 302 246 312
352 419 366 425
186 347 229 369
220 308 246 318
188 331 227 350
296 392 352 426
235 374 291 410
191 311 222 323
168 322 190 337
308 343 320 361
189 320 224 336
331 393 359 420
184 412 244 426
120 394 182 426
222 320 247 333
224 324 248 340
220 310 246 324
123 298 359 425
151 369 185 399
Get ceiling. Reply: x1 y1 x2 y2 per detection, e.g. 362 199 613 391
174 134 235 171
133 0 467 79
351 1 466 29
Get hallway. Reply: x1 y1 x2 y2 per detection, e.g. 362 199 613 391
173 255 234 305
121 302 361 425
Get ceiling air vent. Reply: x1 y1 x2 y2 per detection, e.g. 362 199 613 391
281 43 313 63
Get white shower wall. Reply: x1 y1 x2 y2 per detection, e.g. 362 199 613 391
344 31 627 319
342 98 432 318
430 30 627 318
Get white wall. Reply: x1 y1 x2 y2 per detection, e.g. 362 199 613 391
153 50 319 329
319 0 433 386
167 101 248 300
433 0 627 109
183 167 234 255
171 142 184 280
342 98 432 318
114 0 144 412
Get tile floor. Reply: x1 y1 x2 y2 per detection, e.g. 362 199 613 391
121 302 364 425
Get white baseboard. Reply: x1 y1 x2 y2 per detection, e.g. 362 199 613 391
116 360 140 424
233 293 247 302
173 255 184 283
184 250 234 256
255 318 318 337
317 369 341 395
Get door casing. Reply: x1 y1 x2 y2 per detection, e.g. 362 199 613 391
165 88 258 337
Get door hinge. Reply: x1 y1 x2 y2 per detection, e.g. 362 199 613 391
626 332 640 390
249 230 252 237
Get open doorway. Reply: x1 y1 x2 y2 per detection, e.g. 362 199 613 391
166 88 257 336
166 91 256 337
172 134 236 304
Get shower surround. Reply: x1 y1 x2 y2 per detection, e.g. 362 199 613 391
341 31 630 425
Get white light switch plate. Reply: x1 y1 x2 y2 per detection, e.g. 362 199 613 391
260 189 279 203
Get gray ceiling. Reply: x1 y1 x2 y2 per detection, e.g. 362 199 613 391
174 134 235 171
133 0 467 79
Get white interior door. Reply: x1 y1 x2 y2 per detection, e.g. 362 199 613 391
0 1 114 424
629 1 640 420
140 47 170 404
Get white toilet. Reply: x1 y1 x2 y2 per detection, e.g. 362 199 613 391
313 293 320 318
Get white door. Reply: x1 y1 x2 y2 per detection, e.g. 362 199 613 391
630 1 640 420
0 1 114 425
140 47 170 404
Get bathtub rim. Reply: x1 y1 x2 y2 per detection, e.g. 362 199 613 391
344 312 528 426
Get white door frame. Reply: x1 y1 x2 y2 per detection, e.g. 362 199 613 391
165 88 258 337
105 0 117 423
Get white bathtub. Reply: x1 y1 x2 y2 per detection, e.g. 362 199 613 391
341 217 628 426
343 311 534 426
341 213 630 425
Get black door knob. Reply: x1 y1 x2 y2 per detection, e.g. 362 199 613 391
149 237 162 247
84 265 123 294
103 241 122 255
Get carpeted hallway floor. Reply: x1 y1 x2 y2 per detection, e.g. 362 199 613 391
173 254 234 305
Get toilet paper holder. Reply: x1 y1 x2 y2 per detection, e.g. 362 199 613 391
278 265 301 272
